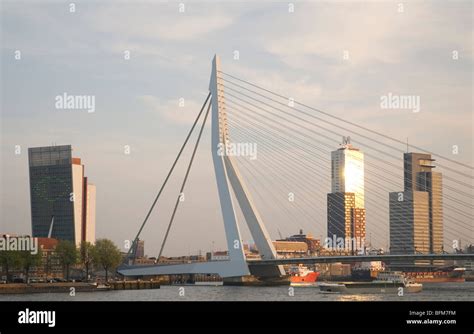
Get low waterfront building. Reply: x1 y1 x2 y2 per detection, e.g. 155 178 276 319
278 229 321 255
272 241 308 258
0 234 63 281
210 251 230 261
156 255 206 264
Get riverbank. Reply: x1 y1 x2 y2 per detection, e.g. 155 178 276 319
0 281 160 294
0 282 101 294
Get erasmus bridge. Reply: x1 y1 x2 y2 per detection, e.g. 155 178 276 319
117 55 474 279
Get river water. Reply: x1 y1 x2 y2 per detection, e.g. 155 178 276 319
1 282 473 301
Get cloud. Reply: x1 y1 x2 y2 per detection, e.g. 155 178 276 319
259 2 471 69
89 4 234 42
1 2 234 72
224 62 323 105
137 95 208 125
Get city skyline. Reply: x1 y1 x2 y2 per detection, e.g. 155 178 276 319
6 141 466 259
1 1 472 257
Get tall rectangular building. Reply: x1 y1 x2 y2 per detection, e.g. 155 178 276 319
327 138 366 251
29 145 96 246
404 152 443 256
390 152 443 268
29 145 75 242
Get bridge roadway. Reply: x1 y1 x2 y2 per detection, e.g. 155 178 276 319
247 253 474 265
117 253 473 278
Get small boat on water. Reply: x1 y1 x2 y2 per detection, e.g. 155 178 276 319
319 271 422 294
96 283 111 291
289 264 320 287
191 281 223 286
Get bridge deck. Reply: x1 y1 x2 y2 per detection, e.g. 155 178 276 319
248 253 474 265
117 254 473 277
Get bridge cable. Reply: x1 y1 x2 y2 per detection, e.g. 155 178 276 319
222 80 474 181
219 70 474 171
223 89 473 201
230 126 471 244
125 92 211 263
226 104 472 244
227 103 474 218
228 113 472 238
221 76 473 247
156 97 212 262
222 86 473 190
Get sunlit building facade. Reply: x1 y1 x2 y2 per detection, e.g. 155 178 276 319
331 139 364 207
327 138 366 251
417 171 443 259
84 182 96 244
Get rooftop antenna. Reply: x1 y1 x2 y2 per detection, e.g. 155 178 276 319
47 215 55 238
406 137 409 153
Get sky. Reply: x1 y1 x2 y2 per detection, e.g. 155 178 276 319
1 0 472 257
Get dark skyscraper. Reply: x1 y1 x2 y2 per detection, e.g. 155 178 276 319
28 145 96 246
390 152 443 267
29 145 75 242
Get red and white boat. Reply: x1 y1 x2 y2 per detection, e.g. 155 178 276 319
289 265 320 287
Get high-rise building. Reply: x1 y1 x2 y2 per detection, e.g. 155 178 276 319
327 137 366 252
29 145 96 246
331 138 364 207
390 152 443 267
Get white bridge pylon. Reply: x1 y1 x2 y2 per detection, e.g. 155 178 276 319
117 55 284 278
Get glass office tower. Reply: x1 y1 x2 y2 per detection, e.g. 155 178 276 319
28 145 96 246
390 152 443 268
327 138 366 250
